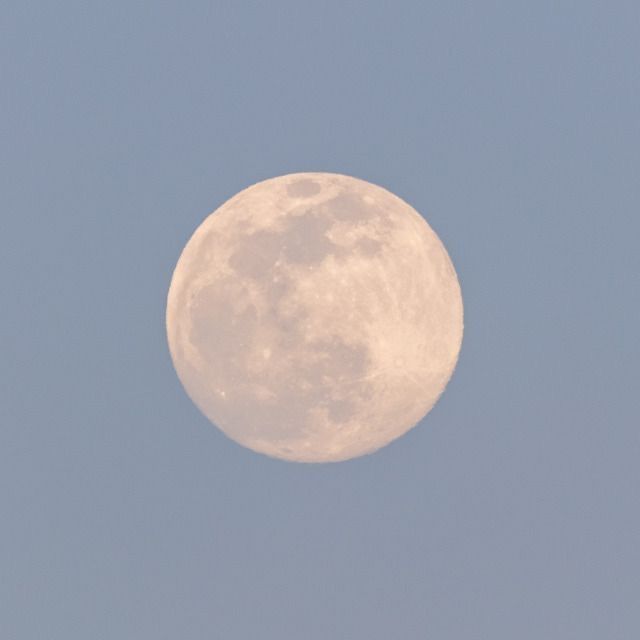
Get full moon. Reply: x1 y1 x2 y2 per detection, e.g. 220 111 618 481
166 173 463 463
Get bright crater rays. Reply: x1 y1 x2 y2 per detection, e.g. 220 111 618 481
166 173 463 462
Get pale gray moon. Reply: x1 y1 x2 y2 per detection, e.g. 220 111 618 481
166 173 463 463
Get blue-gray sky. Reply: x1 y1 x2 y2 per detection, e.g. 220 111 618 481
2 2 639 638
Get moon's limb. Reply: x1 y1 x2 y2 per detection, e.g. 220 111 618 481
166 173 463 462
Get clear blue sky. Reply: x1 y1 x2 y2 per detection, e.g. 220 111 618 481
2 2 639 638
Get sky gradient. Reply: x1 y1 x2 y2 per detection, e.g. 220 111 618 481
2 2 639 638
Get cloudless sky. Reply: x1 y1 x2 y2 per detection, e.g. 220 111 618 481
2 2 639 638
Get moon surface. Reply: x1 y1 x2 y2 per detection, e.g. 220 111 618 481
166 173 463 463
